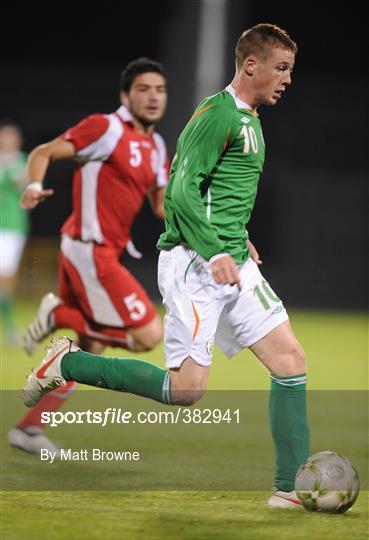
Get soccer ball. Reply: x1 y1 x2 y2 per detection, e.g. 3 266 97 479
295 451 360 513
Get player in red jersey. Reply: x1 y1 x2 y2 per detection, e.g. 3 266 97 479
8 59 169 454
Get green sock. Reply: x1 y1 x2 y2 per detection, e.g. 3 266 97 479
269 373 310 492
61 351 171 404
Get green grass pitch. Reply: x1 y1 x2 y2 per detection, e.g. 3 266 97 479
1 301 368 540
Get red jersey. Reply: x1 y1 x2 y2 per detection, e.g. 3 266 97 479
60 106 169 250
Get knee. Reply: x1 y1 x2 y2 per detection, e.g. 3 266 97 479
130 319 163 351
284 342 306 375
170 356 208 405
171 375 207 406
172 386 206 406
135 330 163 351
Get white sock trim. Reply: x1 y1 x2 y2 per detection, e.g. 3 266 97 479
162 372 171 404
271 374 307 386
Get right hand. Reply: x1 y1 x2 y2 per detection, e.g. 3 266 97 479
20 187 54 209
210 255 241 289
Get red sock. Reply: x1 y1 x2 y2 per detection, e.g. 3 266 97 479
54 305 86 335
17 381 77 430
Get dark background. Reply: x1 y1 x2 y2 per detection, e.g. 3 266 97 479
1 0 367 309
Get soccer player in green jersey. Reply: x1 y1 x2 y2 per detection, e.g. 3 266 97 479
23 23 309 507
0 121 28 343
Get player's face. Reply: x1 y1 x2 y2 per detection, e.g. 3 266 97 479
0 126 22 154
122 72 167 126
252 48 295 106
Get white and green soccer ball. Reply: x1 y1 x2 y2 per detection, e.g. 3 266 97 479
295 451 360 513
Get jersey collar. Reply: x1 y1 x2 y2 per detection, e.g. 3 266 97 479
116 105 134 122
115 105 156 139
225 85 257 115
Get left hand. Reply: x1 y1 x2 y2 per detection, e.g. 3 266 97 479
210 255 241 289
20 186 54 210
247 239 262 265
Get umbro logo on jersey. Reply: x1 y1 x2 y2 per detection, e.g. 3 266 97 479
272 305 285 315
240 117 251 124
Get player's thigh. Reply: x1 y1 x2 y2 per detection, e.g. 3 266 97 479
60 235 157 329
93 245 157 329
158 246 233 370
250 320 306 376
215 258 289 358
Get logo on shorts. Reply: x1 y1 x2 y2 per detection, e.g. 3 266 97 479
272 305 285 315
206 339 214 356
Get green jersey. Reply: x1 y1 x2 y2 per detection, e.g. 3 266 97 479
0 151 28 234
157 86 265 264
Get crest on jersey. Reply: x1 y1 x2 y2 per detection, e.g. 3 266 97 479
206 338 215 356
240 116 251 124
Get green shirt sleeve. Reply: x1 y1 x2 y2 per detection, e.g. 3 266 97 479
170 103 236 260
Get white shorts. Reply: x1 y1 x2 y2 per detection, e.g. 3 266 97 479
158 246 289 369
0 230 26 277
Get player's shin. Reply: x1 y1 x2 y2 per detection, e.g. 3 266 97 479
60 351 172 405
269 373 310 492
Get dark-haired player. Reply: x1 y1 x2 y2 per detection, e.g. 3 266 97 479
9 59 169 454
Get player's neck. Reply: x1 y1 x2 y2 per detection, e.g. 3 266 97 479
131 118 155 137
230 75 258 111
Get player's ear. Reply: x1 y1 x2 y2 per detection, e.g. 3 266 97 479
120 91 129 107
244 57 256 77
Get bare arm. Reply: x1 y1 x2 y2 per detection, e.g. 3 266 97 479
21 137 75 209
147 186 165 219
